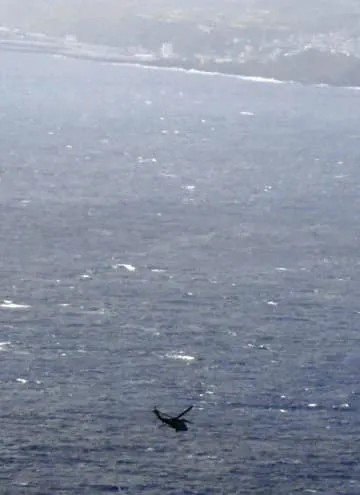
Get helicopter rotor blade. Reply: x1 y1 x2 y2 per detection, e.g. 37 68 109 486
176 405 193 419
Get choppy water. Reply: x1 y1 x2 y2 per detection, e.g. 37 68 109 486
1 51 360 494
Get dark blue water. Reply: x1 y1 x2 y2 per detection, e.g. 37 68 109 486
1 51 360 494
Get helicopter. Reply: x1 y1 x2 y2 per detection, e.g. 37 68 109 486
153 405 193 432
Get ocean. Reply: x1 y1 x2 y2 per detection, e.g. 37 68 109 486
1 50 360 494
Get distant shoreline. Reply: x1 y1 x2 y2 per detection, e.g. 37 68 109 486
1 38 360 89
64 48 360 89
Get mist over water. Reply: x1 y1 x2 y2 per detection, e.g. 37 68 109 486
1 50 360 493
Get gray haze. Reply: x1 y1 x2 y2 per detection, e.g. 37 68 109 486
1 0 360 86
1 1 359 40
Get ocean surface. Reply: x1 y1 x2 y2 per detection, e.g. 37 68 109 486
1 50 360 494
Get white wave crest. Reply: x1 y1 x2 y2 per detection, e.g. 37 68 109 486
113 263 136 272
0 300 31 309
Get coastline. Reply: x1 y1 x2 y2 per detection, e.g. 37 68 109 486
1 37 360 89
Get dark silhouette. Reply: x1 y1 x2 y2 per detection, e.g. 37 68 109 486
153 405 193 432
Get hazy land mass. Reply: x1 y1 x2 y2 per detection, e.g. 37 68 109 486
1 0 360 87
